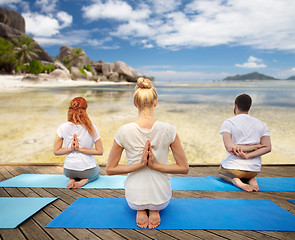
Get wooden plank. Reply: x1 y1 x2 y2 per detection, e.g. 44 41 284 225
89 229 127 240
19 217 52 240
112 229 152 240
183 230 228 239
159 230 203 239
0 229 27 240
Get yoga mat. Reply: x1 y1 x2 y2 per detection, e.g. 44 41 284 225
0 174 126 189
288 200 295 205
1 174 295 191
46 198 295 231
0 197 58 228
171 176 295 191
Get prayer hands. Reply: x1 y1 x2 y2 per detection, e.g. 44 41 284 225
71 134 79 151
141 140 157 169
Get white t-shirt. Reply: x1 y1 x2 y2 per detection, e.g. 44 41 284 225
115 121 176 206
57 122 100 171
220 114 270 172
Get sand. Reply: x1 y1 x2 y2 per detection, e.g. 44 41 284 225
0 75 294 165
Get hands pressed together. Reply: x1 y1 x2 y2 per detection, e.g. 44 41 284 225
141 140 158 169
71 134 79 152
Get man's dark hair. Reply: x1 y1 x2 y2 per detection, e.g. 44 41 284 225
235 94 252 112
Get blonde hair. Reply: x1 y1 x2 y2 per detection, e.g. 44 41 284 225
134 77 157 111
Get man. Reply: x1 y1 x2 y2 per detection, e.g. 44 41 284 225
219 94 271 192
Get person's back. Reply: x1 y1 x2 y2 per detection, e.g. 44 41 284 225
219 94 271 192
106 77 188 229
115 121 176 206
221 113 269 172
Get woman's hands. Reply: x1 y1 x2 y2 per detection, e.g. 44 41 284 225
71 134 79 151
141 140 158 170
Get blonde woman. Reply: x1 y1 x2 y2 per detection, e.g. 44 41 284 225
54 97 103 189
106 77 189 229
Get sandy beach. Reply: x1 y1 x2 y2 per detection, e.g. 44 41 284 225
0 75 294 165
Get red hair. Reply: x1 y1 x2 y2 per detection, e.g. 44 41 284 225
68 97 96 138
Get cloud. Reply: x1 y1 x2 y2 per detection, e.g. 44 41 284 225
0 0 29 12
235 56 267 68
82 0 150 22
23 11 72 37
35 0 57 13
81 0 295 51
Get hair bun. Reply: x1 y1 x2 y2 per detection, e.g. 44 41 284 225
137 77 152 89
69 97 87 110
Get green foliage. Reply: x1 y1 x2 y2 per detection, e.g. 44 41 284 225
28 59 42 74
0 37 16 72
85 64 92 72
78 67 87 77
12 34 41 65
42 64 54 73
64 47 85 69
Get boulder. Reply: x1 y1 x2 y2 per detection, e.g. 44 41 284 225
0 7 25 33
84 70 93 80
54 61 70 75
0 7 53 63
101 62 115 78
22 75 41 83
50 69 71 80
59 45 90 67
71 67 87 80
113 61 143 82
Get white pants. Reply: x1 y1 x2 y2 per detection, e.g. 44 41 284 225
127 200 170 211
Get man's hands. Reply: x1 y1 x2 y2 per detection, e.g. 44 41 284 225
230 144 266 159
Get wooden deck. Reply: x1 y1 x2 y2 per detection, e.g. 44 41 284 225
0 165 295 240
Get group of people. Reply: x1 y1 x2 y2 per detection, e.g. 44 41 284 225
54 77 271 229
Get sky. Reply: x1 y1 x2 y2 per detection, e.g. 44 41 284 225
1 0 295 81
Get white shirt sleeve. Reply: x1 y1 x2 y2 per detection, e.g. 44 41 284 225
56 124 64 139
93 124 101 142
114 126 124 148
220 119 232 135
169 125 177 144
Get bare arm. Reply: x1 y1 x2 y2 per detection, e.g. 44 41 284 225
147 134 189 174
236 136 271 159
222 132 264 155
76 138 103 155
106 140 148 175
53 134 74 155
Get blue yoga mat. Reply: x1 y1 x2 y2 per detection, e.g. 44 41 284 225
1 174 295 191
171 176 295 191
0 174 126 189
0 197 58 228
46 198 295 231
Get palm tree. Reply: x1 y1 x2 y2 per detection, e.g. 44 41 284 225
64 47 85 68
12 34 41 65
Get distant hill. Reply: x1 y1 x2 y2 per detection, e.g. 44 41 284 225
223 72 277 81
287 76 295 80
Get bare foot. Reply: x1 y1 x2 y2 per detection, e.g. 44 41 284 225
249 177 259 192
67 178 75 189
73 178 88 189
233 178 253 192
136 210 148 229
148 210 160 229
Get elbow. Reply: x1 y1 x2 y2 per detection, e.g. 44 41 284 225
182 165 189 175
106 167 114 175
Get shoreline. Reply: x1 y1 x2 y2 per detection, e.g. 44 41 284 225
0 74 134 91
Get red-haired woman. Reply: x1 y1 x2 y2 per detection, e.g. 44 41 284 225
54 97 103 189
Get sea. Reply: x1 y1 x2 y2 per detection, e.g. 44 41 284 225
0 79 294 165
